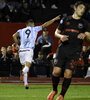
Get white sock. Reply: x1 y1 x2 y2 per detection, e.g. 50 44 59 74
24 73 28 85
22 66 29 86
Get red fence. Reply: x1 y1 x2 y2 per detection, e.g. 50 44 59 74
0 22 90 52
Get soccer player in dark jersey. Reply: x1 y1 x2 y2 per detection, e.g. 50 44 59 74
47 1 90 100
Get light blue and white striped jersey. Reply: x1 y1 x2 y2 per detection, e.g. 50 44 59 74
17 26 42 49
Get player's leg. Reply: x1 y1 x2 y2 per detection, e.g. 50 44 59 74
47 45 65 100
19 49 33 89
19 51 26 81
47 66 62 100
22 61 31 89
47 44 67 100
23 49 33 89
20 65 25 81
52 67 62 91
56 69 72 100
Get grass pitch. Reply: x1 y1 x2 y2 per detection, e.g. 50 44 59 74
0 84 90 100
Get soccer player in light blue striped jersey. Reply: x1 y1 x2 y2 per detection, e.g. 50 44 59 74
13 16 60 89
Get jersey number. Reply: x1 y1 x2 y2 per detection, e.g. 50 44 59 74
25 29 31 38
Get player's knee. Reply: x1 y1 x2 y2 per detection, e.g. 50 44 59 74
52 70 60 77
22 66 29 73
64 69 72 78
52 67 62 76
64 72 72 78
25 61 31 67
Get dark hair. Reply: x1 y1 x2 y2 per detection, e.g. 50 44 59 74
43 28 48 31
74 1 86 8
26 19 34 25
38 51 43 55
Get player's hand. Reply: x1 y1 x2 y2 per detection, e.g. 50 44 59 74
77 33 86 40
61 35 69 42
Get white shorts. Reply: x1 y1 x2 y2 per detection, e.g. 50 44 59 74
19 48 33 65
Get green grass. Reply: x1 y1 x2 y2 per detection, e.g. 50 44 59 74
0 84 90 100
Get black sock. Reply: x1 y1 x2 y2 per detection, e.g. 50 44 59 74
52 75 60 91
60 78 71 97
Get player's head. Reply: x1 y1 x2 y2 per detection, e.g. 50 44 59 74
7 46 12 54
43 28 49 37
26 19 34 27
38 51 44 59
1 46 6 54
74 1 86 17
23 2 28 9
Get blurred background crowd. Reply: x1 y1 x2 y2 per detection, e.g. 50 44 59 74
0 30 90 78
0 0 90 78
0 0 90 22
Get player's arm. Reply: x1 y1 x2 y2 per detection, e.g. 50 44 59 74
12 32 20 44
85 32 90 43
78 20 90 42
77 32 90 42
41 15 60 29
55 29 69 42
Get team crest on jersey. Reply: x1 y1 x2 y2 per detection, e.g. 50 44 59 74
78 23 83 29
54 59 58 65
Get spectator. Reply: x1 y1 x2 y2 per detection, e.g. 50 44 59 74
0 46 11 76
36 28 53 57
7 45 13 59
19 2 32 22
32 51 50 77
42 0 59 9
7 0 22 22
85 46 90 78
10 52 22 76
82 46 90 76
8 6 19 22
12 43 19 54
0 0 11 22
29 0 42 9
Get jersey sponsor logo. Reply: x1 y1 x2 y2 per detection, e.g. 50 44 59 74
78 23 83 29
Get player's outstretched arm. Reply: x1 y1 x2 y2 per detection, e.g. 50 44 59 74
12 32 20 44
42 15 60 29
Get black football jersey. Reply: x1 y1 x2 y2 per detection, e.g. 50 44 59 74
58 16 90 52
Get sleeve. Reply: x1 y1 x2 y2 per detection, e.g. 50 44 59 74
57 17 66 31
17 29 21 33
35 26 42 32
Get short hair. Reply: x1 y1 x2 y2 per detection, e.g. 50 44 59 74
38 51 43 55
26 19 34 25
74 1 86 8
43 28 48 31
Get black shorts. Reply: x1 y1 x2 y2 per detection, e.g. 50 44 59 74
54 44 80 70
